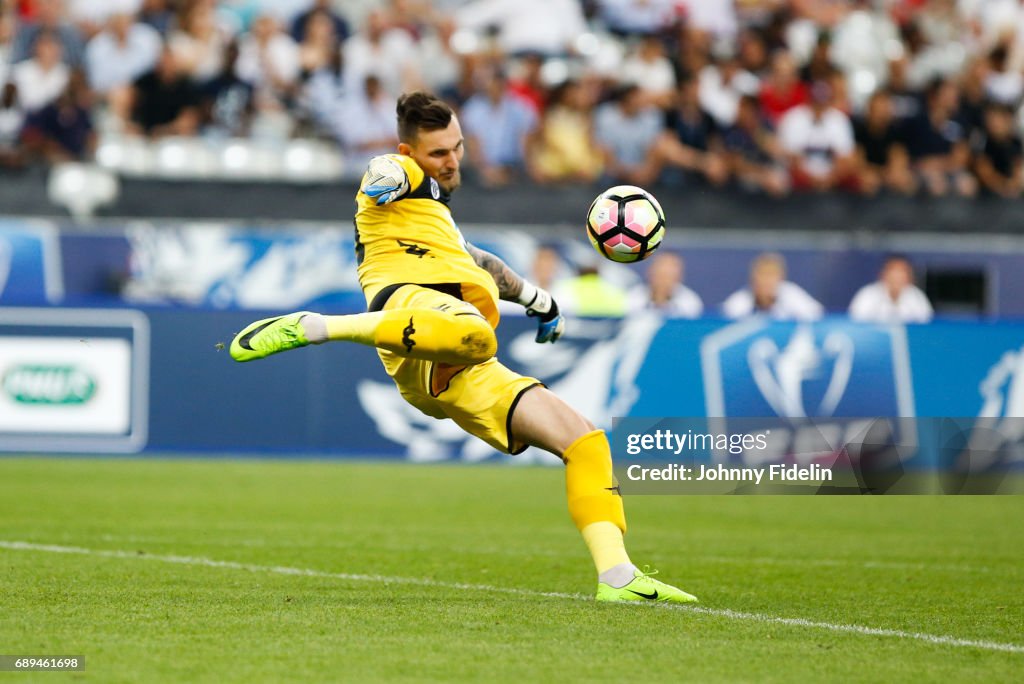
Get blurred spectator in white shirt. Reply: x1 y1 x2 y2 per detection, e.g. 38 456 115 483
169 3 230 87
334 75 397 170
777 80 856 192
849 255 934 324
620 35 676 108
235 14 301 95
69 0 143 37
85 11 161 95
414 17 461 97
597 0 679 37
301 47 346 135
256 0 314 26
723 252 824 320
11 31 69 113
455 0 586 56
628 252 704 318
344 10 417 98
461 67 538 187
698 43 759 128
11 0 86 66
679 0 739 40
829 0 900 111
984 44 1023 106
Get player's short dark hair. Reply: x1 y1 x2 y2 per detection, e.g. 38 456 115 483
396 91 453 143
882 253 912 268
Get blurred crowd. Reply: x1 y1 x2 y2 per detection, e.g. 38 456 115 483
3 0 1024 198
543 249 934 323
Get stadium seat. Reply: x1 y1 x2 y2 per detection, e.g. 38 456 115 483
95 136 156 177
282 140 344 183
154 138 218 180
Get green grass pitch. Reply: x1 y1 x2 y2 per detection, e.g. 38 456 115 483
0 457 1021 682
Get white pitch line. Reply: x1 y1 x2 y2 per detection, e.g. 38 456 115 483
2 540 1022 655
96 534 1002 574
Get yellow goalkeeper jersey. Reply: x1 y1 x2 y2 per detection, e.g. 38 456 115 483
354 154 500 327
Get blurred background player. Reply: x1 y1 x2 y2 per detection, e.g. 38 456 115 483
848 254 933 324
529 243 567 293
723 251 824 320
229 92 698 605
552 257 627 318
627 251 703 318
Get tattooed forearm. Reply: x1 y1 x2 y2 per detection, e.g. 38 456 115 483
466 243 525 301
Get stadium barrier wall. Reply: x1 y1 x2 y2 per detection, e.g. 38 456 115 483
4 218 1024 317
1 306 1022 472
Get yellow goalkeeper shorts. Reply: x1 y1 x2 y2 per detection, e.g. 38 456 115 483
375 284 542 454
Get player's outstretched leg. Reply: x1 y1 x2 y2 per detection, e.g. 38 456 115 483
511 387 698 604
230 308 496 365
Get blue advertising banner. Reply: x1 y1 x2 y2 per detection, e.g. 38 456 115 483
154 311 1024 464
3 308 1022 469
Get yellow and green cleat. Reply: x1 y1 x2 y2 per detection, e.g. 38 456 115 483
230 312 313 362
595 567 699 604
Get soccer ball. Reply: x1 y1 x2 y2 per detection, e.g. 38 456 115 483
586 185 666 263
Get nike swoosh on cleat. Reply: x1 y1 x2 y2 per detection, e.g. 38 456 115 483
628 589 659 600
237 317 282 351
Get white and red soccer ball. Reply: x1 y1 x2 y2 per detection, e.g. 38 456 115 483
586 185 666 263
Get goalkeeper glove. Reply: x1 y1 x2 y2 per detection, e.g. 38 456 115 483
518 282 564 344
362 156 410 205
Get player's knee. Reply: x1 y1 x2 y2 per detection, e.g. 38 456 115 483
451 313 497 364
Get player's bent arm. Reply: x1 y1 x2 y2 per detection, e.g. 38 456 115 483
465 242 565 343
464 242 525 302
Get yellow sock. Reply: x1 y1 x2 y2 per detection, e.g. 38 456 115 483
563 429 627 533
324 311 382 345
581 521 631 574
323 308 496 365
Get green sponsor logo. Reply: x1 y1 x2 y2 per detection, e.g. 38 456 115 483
2 365 97 405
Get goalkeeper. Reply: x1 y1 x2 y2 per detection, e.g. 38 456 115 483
230 91 697 604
